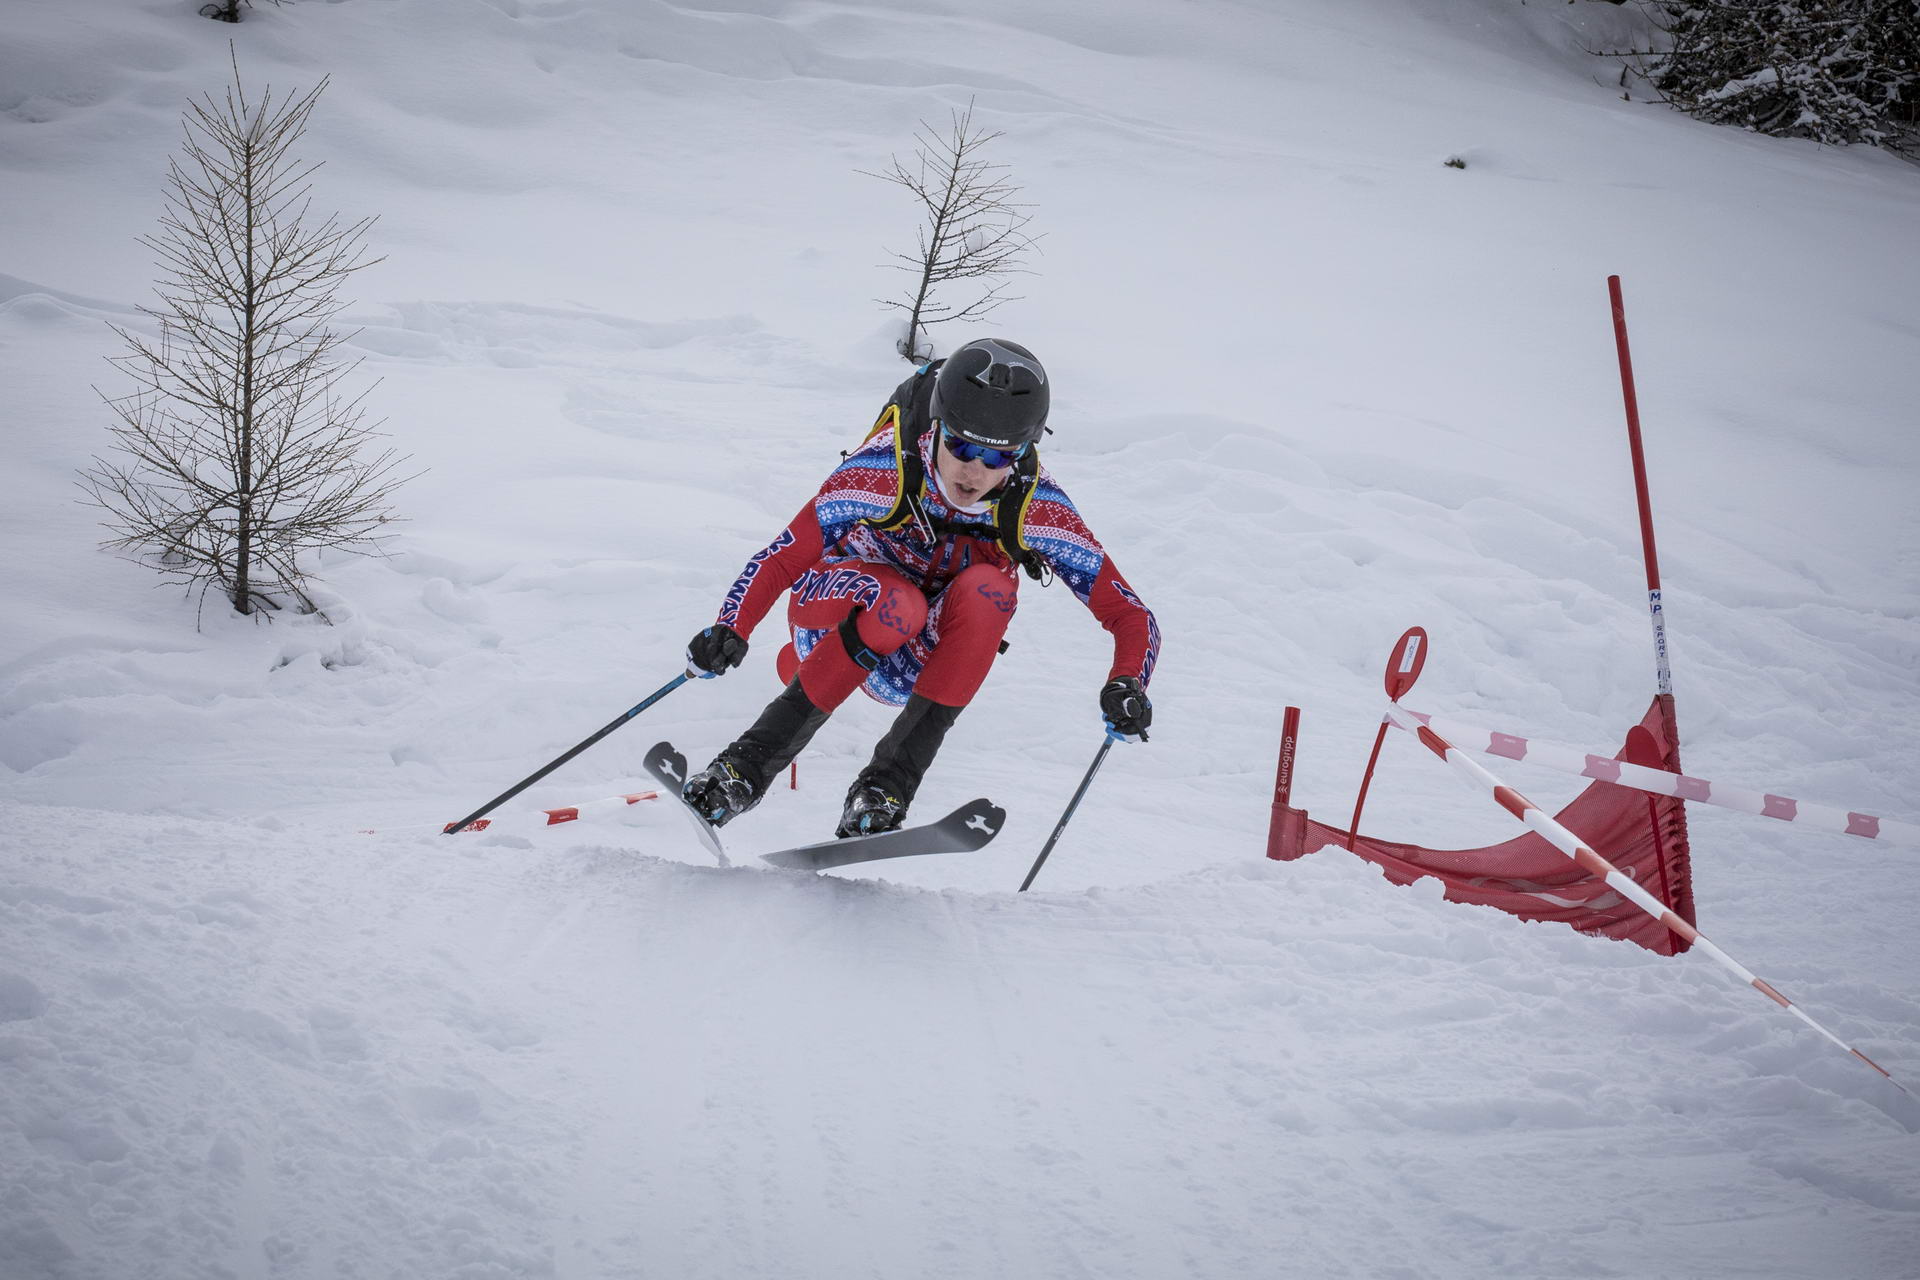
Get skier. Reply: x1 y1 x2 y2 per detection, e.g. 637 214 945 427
680 338 1160 839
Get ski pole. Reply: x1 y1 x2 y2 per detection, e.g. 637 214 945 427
1018 735 1115 892
443 672 691 835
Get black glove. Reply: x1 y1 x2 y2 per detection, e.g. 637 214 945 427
1099 676 1152 742
686 624 748 677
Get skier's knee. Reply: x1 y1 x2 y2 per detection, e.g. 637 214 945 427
856 582 927 651
949 563 1019 629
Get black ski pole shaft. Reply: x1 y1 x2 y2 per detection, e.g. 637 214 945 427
1018 735 1115 892
444 672 691 835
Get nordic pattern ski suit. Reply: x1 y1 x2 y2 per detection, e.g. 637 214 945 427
714 423 1161 712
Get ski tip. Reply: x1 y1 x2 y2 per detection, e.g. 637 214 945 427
953 798 1006 849
642 741 689 787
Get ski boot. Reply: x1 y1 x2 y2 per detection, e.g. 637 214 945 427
686 677 830 827
834 694 964 838
681 756 764 827
837 784 909 838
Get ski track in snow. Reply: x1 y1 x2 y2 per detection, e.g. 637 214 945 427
5 801 1919 1280
5 0 1920 1276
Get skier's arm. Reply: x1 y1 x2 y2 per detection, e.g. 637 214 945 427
714 505 822 640
712 434 900 640
1082 557 1161 689
1022 475 1161 688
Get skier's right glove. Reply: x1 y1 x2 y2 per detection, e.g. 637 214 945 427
1099 676 1152 743
686 624 749 677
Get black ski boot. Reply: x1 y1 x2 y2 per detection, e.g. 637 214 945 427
681 758 761 826
685 678 829 826
835 694 962 838
837 784 909 838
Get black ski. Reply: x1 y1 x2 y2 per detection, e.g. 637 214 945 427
761 798 1006 871
641 741 731 867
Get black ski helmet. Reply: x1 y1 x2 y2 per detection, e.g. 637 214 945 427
929 338 1049 451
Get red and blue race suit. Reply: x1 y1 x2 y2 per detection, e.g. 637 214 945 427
714 424 1160 711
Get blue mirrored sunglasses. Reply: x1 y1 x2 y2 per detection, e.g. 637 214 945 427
939 424 1027 469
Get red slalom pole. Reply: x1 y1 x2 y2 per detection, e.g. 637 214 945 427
1267 706 1304 862
1274 706 1302 810
1347 725 1389 852
1346 627 1429 850
1609 275 1673 699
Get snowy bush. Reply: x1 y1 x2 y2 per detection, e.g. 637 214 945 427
1625 0 1920 159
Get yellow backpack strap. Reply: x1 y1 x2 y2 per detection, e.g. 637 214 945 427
862 408 925 533
860 365 939 533
864 402 900 445
996 448 1045 580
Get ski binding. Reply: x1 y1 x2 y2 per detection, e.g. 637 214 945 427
642 741 731 868
761 797 1006 872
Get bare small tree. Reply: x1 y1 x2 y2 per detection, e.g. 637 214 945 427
865 101 1040 362
80 53 407 619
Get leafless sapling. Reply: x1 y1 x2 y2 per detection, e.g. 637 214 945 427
80 54 409 619
866 101 1040 362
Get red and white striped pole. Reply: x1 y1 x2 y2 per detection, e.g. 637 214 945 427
441 789 658 833
1398 707 1918 849
1383 699 1908 1096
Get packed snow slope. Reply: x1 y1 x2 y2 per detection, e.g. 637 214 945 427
4 1 1919 1277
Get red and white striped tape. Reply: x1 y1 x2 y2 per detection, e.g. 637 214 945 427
442 790 658 833
1383 702 1909 1096
1397 707 1917 850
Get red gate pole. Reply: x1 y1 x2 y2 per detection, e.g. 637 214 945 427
1266 706 1303 860
1609 275 1675 705
1274 706 1301 809
1345 628 1431 851
1346 724 1390 852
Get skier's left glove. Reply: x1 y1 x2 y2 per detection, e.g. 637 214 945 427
686 624 749 677
1099 676 1152 743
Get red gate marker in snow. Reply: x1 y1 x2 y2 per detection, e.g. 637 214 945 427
1274 706 1302 811
1396 707 1918 850
1384 626 1428 701
541 791 659 826
1610 275 1674 699
1348 628 1432 850
441 789 658 833
1382 700 1910 1096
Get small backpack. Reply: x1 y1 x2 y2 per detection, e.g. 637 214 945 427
859 361 1045 581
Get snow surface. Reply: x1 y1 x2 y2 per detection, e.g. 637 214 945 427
4 1 1919 1277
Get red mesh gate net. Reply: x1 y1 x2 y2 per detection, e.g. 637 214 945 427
1269 697 1696 956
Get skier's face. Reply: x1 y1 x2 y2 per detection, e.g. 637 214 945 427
935 429 1014 507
